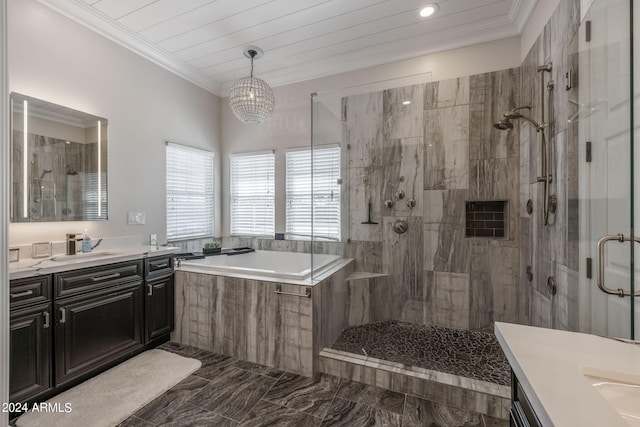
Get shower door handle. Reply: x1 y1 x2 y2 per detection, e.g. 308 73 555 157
596 234 640 297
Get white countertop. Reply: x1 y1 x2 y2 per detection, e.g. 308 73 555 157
9 244 179 280
495 322 640 427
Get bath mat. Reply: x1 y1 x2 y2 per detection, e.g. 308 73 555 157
16 349 201 427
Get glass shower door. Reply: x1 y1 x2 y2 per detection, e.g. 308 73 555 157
579 0 638 339
310 92 347 281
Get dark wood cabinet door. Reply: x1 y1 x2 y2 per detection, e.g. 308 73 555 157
10 303 52 403
55 282 143 387
145 275 174 343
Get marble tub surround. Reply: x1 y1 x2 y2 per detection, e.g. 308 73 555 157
8 234 178 280
117 341 508 427
496 322 640 427
173 259 354 377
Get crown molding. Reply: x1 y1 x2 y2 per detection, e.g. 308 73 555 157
37 0 530 95
509 0 538 32
36 0 224 96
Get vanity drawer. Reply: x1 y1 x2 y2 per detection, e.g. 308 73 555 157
54 260 143 299
9 276 51 308
145 255 173 278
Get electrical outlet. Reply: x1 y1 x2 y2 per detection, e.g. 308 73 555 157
127 211 146 225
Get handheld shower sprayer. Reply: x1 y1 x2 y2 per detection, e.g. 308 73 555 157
492 62 554 226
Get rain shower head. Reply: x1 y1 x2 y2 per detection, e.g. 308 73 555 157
66 165 78 176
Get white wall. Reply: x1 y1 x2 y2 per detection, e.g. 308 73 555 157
221 36 521 236
8 0 222 246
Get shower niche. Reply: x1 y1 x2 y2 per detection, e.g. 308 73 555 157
465 201 507 238
10 93 108 222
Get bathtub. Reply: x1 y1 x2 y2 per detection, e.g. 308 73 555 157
177 250 345 282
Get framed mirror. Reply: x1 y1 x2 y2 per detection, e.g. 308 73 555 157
10 93 108 222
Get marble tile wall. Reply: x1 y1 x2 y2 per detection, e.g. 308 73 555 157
343 69 521 329
518 0 580 330
343 273 392 326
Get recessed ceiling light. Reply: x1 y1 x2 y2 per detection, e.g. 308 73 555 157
402 100 411 105
419 4 438 17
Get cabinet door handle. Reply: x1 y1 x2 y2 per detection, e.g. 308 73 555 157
153 262 169 269
43 311 50 329
147 284 153 296
60 307 66 324
90 272 121 282
10 290 34 299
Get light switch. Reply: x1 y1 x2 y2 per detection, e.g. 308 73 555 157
127 211 146 225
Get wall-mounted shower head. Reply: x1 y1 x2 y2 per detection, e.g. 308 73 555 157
493 118 514 130
66 165 78 176
39 169 52 180
493 105 543 131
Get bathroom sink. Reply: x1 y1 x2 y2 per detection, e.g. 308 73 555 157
581 366 640 426
50 251 122 262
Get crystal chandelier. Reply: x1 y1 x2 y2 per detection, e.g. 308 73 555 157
229 47 275 124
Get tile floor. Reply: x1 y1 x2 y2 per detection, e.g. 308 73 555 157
116 342 510 427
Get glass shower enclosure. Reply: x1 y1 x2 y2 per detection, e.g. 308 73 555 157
578 0 639 339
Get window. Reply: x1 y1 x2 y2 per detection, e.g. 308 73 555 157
166 142 214 241
82 172 108 220
286 145 341 241
230 151 275 236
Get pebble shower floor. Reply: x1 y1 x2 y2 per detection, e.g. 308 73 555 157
331 320 510 386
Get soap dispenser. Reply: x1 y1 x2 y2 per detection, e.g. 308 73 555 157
81 229 92 253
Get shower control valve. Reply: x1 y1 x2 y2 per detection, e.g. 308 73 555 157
406 198 416 209
384 199 394 209
394 190 405 200
392 219 408 234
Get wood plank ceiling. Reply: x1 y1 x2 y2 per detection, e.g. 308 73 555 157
39 0 535 95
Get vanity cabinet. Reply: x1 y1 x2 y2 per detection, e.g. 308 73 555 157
9 276 52 404
53 260 144 387
144 255 174 344
9 254 174 411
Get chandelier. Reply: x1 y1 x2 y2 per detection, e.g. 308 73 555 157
229 47 275 124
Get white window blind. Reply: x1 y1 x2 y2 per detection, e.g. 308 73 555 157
286 145 341 241
166 142 214 241
82 172 108 220
230 152 275 236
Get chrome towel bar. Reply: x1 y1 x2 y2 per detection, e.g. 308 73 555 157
275 285 311 298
